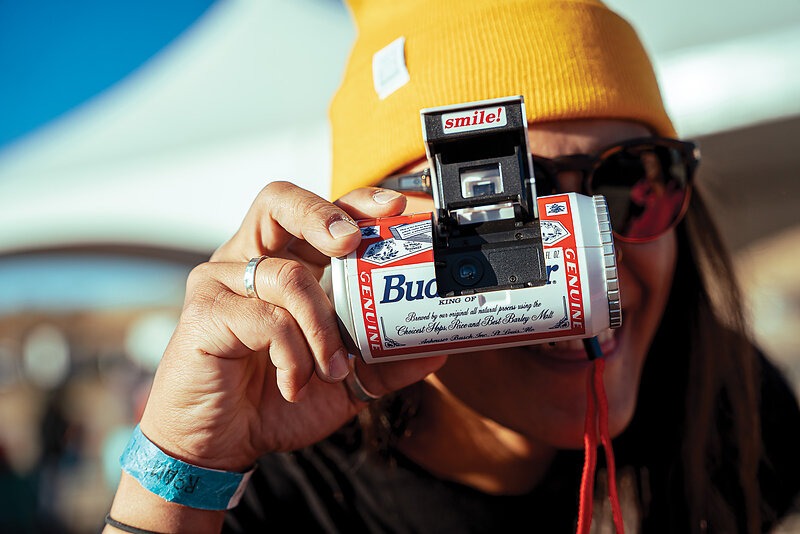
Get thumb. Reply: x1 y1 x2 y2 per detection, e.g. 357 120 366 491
334 187 408 220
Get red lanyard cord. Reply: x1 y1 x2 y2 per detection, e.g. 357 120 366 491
577 359 599 532
576 338 624 534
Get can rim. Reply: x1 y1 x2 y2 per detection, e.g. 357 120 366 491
593 195 622 329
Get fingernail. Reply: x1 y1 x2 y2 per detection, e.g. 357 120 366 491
329 348 350 380
329 219 359 239
372 189 402 205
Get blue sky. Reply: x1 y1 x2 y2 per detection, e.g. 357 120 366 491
0 0 217 148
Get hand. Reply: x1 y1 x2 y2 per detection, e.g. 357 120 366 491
138 182 447 471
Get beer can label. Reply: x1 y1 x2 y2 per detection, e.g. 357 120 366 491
334 193 609 362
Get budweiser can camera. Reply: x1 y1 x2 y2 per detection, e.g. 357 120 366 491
332 192 621 363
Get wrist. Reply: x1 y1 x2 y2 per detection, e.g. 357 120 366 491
107 472 225 534
139 410 257 473
120 424 255 511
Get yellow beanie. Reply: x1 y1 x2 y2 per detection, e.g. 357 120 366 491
329 0 677 200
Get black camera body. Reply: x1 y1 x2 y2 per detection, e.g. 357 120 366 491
421 96 547 297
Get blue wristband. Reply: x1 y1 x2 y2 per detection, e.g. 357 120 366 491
120 425 255 510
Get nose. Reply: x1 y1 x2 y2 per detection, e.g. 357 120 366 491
540 170 583 195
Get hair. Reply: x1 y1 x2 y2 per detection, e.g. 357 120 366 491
632 185 761 533
671 187 761 533
356 186 765 533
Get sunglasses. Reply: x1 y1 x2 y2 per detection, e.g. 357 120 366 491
377 137 700 243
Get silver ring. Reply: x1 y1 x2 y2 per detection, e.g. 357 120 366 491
244 255 269 299
345 365 381 402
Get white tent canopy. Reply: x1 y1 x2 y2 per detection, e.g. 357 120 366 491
1 0 798 253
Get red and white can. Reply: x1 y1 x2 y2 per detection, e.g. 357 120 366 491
332 193 620 363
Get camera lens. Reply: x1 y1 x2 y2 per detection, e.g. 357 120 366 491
453 257 483 287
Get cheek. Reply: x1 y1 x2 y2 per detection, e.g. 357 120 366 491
617 234 678 315
603 233 678 432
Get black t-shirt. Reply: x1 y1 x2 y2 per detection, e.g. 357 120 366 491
223 355 800 533
225 434 585 533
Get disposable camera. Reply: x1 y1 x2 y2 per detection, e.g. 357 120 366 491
332 96 620 363
422 95 547 297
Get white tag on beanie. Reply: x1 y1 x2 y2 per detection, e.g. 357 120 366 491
373 37 410 100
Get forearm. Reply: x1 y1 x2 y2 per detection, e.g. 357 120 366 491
105 472 225 534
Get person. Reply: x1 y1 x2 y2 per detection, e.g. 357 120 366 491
103 0 800 533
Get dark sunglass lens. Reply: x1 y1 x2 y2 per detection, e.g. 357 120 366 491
592 146 689 240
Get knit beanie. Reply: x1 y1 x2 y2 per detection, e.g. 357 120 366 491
329 0 676 200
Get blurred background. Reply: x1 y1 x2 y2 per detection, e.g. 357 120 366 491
0 0 798 532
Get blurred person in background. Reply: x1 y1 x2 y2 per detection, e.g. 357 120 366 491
103 0 800 533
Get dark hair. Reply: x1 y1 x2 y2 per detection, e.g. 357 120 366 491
674 187 760 533
616 184 762 532
357 186 764 533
